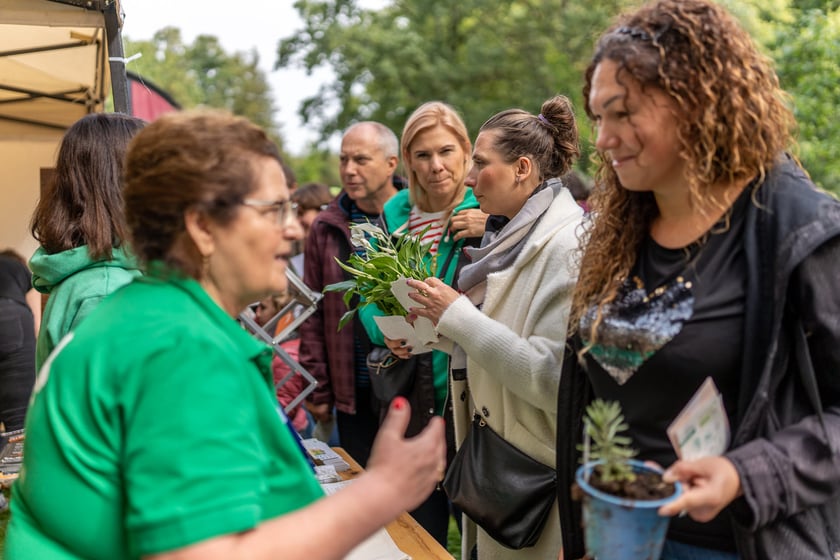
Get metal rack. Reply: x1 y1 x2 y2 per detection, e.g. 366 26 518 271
239 269 322 415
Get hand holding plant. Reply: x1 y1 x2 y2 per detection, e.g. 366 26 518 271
325 222 436 330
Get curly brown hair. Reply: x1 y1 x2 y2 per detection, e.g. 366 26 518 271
570 0 796 343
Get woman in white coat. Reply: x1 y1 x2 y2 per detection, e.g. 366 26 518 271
401 95 583 560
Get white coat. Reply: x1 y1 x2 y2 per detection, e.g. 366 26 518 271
437 187 582 560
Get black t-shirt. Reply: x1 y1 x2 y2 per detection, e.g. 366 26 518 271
580 188 750 551
0 255 31 306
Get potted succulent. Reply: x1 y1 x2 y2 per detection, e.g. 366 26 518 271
573 399 682 560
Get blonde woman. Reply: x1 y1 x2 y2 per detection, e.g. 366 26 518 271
359 101 486 546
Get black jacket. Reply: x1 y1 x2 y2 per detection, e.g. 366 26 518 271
557 155 840 559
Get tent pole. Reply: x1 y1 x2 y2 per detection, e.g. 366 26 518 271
102 1 129 114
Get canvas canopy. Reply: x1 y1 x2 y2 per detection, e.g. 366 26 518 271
0 0 126 255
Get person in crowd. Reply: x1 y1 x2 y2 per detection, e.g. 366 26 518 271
29 112 146 370
289 181 334 276
0 249 37 432
406 96 583 559
5 110 446 560
555 1 840 559
562 170 591 214
358 101 487 546
253 291 312 438
299 121 407 467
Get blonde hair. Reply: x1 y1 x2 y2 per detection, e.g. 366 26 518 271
401 101 471 214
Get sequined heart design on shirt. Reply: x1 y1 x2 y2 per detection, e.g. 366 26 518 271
580 276 695 385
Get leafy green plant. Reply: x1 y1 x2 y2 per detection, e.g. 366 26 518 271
580 399 638 484
325 222 436 330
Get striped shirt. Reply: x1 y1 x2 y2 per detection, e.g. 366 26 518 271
408 207 445 255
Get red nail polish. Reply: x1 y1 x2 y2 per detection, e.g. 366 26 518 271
393 397 407 410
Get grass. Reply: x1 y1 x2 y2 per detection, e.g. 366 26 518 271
447 515 462 559
0 486 9 556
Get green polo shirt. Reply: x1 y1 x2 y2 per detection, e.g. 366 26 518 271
6 268 323 559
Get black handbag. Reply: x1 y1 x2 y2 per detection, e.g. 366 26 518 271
443 413 557 549
366 346 417 403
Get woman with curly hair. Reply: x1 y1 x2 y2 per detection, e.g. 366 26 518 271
556 0 840 559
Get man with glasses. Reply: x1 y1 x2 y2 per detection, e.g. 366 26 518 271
298 122 406 467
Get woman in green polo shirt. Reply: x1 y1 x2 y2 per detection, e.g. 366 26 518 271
6 110 446 560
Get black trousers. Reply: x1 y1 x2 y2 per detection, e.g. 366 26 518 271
0 298 35 432
335 384 381 468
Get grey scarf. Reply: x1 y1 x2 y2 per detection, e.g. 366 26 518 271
458 178 564 302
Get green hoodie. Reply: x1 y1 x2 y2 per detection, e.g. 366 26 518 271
30 245 141 370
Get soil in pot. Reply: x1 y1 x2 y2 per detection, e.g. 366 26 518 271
571 467 675 501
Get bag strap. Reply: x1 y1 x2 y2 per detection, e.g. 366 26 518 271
793 318 836 456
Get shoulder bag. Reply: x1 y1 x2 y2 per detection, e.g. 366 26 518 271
443 413 557 549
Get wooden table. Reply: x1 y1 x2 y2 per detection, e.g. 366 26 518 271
333 447 455 560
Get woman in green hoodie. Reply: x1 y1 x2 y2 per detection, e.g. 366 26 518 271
29 112 146 370
359 101 487 546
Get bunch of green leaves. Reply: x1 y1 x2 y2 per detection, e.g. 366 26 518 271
579 399 639 484
325 222 436 330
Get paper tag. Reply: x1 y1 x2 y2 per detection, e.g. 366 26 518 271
666 377 730 461
366 276 439 354
390 276 422 312
372 316 432 355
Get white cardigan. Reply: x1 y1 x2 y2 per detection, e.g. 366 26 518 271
437 187 582 559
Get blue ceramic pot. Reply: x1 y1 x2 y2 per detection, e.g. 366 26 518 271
575 459 683 560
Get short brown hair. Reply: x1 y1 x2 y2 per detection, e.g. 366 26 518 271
124 110 283 278
292 182 333 211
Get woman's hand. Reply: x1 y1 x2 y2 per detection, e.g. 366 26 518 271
658 456 743 522
449 208 488 241
405 277 460 325
367 397 446 511
384 336 412 360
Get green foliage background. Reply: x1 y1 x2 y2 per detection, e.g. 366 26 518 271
276 0 839 193
120 1 838 193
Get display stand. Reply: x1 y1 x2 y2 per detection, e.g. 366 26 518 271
239 268 321 415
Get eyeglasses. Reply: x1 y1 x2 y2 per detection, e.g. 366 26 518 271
241 198 299 227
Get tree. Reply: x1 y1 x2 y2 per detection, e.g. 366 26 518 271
276 0 637 175
771 3 840 193
279 0 839 192
123 28 282 150
288 143 342 190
